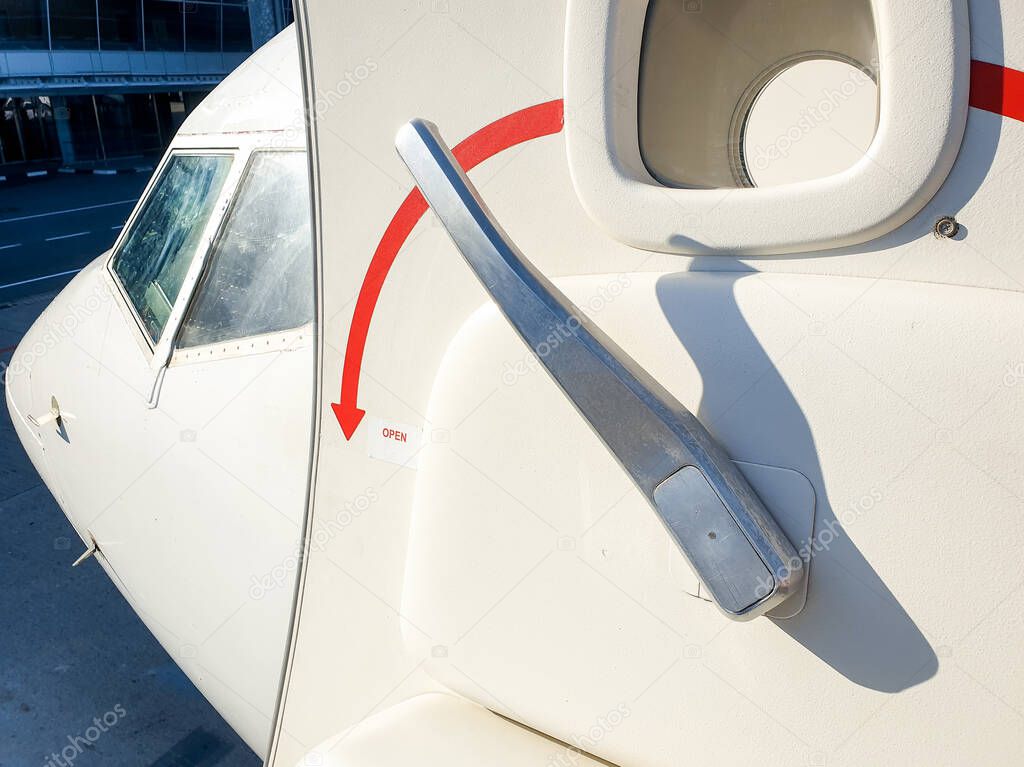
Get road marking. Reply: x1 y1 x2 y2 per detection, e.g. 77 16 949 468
111 224 123 230
0 198 137 225
45 231 90 242
0 268 82 291
0 243 22 251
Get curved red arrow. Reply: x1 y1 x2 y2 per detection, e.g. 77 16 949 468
333 61 1024 439
332 99 565 439
970 60 1024 123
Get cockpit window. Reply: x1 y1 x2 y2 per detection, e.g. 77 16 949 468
177 151 313 348
112 154 233 342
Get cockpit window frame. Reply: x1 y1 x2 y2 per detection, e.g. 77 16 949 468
105 146 245 367
169 147 315 362
106 133 312 371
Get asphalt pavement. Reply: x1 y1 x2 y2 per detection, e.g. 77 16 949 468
0 174 261 766
0 172 151 302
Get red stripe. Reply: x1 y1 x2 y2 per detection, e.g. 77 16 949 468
970 60 1024 122
333 99 565 438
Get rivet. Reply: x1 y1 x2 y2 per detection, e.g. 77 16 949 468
933 215 960 239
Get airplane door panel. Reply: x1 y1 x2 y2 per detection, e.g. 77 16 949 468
277 1 1024 764
90 343 314 751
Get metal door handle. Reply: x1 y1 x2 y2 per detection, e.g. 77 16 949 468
396 119 803 620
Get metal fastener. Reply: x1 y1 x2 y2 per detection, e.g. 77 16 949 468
934 215 960 239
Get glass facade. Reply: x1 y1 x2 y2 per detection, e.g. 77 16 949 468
221 3 252 51
144 0 185 50
0 97 60 165
99 0 143 48
50 0 99 49
1 92 200 166
0 1 293 169
185 2 221 52
0 1 48 49
0 0 283 52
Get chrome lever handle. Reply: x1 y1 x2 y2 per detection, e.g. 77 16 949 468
396 119 803 620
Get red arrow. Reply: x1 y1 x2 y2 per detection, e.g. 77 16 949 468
333 99 565 439
970 60 1024 123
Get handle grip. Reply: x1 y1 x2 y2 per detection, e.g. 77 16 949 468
395 119 803 620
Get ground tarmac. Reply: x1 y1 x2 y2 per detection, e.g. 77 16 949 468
0 172 261 766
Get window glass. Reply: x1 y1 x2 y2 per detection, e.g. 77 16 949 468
178 151 313 348
143 0 184 51
185 1 220 52
50 0 99 49
0 0 47 49
99 0 142 49
639 0 877 188
742 58 878 187
112 154 232 342
221 2 251 51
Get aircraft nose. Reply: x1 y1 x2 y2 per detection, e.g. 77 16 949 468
4 331 48 478
5 331 39 440
5 329 32 417
4 257 114 514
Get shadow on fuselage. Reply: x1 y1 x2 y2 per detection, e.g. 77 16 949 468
655 269 937 693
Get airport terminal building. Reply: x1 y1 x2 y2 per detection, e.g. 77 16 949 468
0 1 292 170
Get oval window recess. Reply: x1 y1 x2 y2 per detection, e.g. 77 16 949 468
565 0 970 255
742 58 880 188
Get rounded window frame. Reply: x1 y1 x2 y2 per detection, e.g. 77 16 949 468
728 52 879 189
564 0 970 256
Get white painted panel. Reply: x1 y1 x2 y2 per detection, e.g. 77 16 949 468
279 4 1024 766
